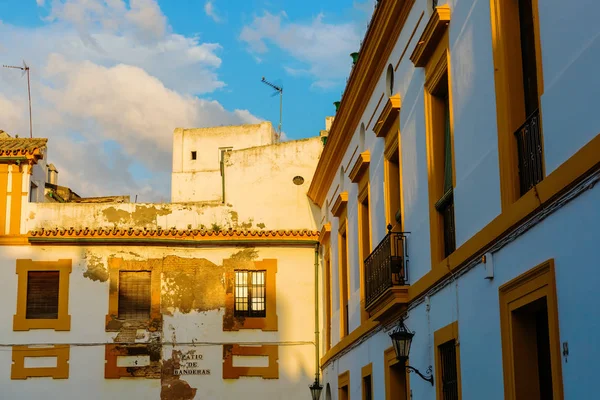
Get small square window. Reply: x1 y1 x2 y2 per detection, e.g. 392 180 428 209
191 151 197 160
234 270 266 317
14 259 72 331
26 271 60 319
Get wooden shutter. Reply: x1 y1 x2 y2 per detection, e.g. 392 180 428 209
26 271 60 319
118 271 151 319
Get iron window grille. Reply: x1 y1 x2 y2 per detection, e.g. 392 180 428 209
439 340 459 400
118 271 151 320
26 271 60 319
234 270 266 318
515 109 543 196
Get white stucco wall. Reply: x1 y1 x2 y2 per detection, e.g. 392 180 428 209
171 122 276 202
224 137 323 232
0 245 319 400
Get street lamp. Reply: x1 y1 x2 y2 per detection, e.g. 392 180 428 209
389 317 434 386
309 380 323 400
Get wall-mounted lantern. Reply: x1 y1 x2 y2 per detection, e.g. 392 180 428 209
309 380 323 400
350 52 359 65
333 101 341 112
389 317 434 386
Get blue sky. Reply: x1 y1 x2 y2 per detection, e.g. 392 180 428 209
0 0 374 200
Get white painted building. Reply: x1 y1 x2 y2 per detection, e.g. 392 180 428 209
311 1 600 399
0 121 326 399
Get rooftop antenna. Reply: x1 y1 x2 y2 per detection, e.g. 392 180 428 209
3 61 32 138
261 76 283 143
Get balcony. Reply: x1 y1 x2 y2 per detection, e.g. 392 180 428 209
515 108 544 196
364 226 409 321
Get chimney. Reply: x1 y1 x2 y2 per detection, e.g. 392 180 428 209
47 163 58 185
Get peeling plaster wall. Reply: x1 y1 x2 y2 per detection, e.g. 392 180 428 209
0 245 317 399
24 186 319 233
172 122 275 202
23 202 282 233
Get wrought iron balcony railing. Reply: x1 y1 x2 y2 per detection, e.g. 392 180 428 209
364 226 409 308
515 108 543 196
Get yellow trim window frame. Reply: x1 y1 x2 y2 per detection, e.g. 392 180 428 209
423 26 457 265
362 363 373 400
338 216 350 338
339 370 350 400
434 321 462 400
383 346 410 400
350 151 371 324
490 0 545 209
499 259 563 400
13 259 72 331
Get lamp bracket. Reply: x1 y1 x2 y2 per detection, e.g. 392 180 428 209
406 365 434 386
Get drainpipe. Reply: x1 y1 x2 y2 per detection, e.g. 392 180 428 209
314 243 321 385
220 149 226 204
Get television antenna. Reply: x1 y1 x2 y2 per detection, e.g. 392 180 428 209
3 61 33 138
261 76 283 143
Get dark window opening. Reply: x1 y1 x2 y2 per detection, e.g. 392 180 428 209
433 74 456 258
388 148 402 228
512 297 554 399
518 0 539 117
191 151 197 160
118 271 151 320
26 271 60 319
339 385 349 400
234 270 266 317
439 340 459 400
359 196 370 264
340 231 349 336
363 375 373 400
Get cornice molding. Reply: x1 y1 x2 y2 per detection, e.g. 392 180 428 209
349 151 371 183
373 95 402 137
331 192 349 218
307 0 415 206
319 223 332 245
410 5 451 67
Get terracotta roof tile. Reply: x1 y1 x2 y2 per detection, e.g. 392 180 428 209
0 138 47 156
28 228 319 242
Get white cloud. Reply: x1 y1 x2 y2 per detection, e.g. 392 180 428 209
45 0 168 44
240 10 366 88
0 0 260 201
36 0 45 6
204 0 222 23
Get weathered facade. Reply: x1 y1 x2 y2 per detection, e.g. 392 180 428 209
0 122 325 399
313 0 600 399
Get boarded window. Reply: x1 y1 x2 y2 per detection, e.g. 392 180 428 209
26 271 60 319
118 271 151 320
234 270 266 317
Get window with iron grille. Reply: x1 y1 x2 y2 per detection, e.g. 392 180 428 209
434 91 456 258
26 271 60 319
439 340 459 400
234 270 266 317
118 271 151 320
